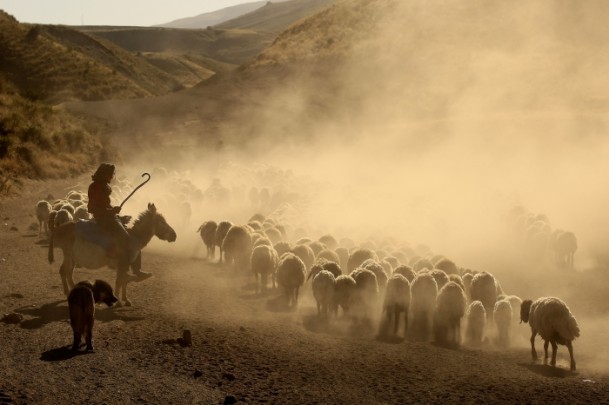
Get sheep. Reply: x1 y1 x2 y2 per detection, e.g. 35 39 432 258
347 248 378 273
335 247 350 270
35 200 52 236
291 244 315 272
307 260 342 281
197 221 218 258
393 265 416 282
215 221 233 263
339 237 356 249
429 269 450 290
520 297 580 370
48 210 58 233
248 213 266 223
465 300 487 346
383 256 399 269
351 268 379 320
73 206 90 221
553 231 578 269
433 282 467 347
318 234 338 250
273 241 292 257
381 274 411 337
462 273 473 301
361 259 388 291
276 253 306 308
312 270 336 317
413 258 434 273
334 274 357 316
493 299 513 348
251 245 279 293
410 273 438 341
222 225 253 272
434 258 459 275
59 203 75 216
307 241 326 257
54 209 73 228
448 274 464 291
470 272 498 321
317 249 340 264
253 237 273 248
265 227 283 244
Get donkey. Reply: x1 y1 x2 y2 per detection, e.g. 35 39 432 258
48 203 177 306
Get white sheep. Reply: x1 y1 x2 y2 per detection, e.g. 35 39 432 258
197 221 218 259
73 206 90 221
347 248 378 273
413 258 434 273
493 299 513 348
222 225 253 271
433 281 467 347
334 274 357 316
291 244 315 272
361 259 388 292
465 300 486 346
410 273 438 341
54 209 73 228
312 270 336 317
470 272 498 321
393 265 416 283
316 249 340 264
520 297 580 371
381 274 410 337
35 200 52 236
318 234 338 250
429 269 449 290
276 253 306 308
351 268 379 320
214 221 233 263
251 245 279 293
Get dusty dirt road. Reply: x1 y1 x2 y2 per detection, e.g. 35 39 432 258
1 178 608 404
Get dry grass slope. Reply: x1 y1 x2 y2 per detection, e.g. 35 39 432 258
0 11 183 103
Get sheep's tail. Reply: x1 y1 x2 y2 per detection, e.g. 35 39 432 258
196 225 202 233
48 230 55 264
557 313 580 341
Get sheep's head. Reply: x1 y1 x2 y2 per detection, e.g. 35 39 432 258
520 299 533 323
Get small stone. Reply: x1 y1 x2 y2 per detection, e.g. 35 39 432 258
9 226 18 231
222 372 236 381
239 326 246 332
1 313 23 324
223 395 237 405
182 330 192 346
193 369 203 378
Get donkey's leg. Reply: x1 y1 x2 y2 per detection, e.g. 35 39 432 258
66 262 76 291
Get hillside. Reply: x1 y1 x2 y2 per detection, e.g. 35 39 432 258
79 26 272 66
0 11 183 103
156 1 276 29
216 0 334 32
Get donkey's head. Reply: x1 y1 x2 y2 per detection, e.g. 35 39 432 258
147 203 177 242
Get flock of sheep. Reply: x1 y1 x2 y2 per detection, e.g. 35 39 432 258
199 209 581 371
31 166 581 371
507 205 578 269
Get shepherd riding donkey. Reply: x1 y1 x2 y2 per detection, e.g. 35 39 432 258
48 165 177 306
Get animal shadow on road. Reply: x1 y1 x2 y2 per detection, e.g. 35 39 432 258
40 345 93 362
265 294 295 313
15 300 144 329
518 362 576 378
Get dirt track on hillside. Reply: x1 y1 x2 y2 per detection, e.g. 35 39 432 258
1 178 608 405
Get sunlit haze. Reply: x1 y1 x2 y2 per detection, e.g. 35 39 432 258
0 0 260 26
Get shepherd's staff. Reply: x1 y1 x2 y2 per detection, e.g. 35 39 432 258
120 173 151 208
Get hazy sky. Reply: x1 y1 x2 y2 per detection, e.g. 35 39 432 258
1 0 260 26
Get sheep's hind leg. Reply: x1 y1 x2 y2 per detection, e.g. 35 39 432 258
550 340 558 367
544 340 550 364
530 331 538 361
566 341 576 371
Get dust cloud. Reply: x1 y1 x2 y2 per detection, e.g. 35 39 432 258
107 0 609 371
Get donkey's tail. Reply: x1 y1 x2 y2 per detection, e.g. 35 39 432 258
48 230 55 264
